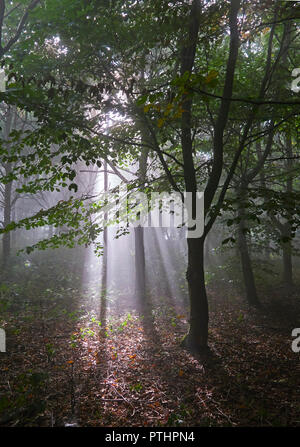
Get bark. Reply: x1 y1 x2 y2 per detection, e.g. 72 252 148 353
182 237 208 350
2 179 12 265
237 211 260 307
134 128 149 305
100 161 108 329
0 0 41 59
282 238 293 290
270 132 294 290
149 228 172 298
180 0 240 352
2 107 14 267
238 228 258 306
234 119 274 306
10 203 16 248
236 185 260 307
204 230 213 269
204 0 241 215
272 220 294 291
282 132 294 290
134 225 146 304
179 0 209 351
100 240 107 329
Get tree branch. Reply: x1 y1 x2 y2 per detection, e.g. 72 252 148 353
0 0 41 58
204 0 241 215
191 87 300 106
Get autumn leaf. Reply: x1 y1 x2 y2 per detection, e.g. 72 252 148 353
204 70 218 84
143 104 152 113
157 118 165 128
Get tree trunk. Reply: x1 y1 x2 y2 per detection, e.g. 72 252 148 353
11 204 16 249
100 234 108 328
236 187 260 307
282 131 294 290
282 238 293 291
134 225 146 304
237 218 260 307
134 128 148 306
181 237 209 351
150 228 172 298
2 180 12 266
100 161 108 328
204 230 213 269
2 106 14 267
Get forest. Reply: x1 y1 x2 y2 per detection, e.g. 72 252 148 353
0 0 299 430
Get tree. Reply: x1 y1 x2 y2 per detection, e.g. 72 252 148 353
0 0 299 355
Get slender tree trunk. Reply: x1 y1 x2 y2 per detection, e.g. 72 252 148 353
270 133 294 290
11 204 16 249
182 237 208 350
272 220 294 291
134 130 148 305
237 217 260 307
282 231 293 290
204 230 213 269
282 132 294 290
236 186 260 307
2 179 12 266
100 232 107 328
100 161 108 328
2 106 14 267
134 225 146 303
150 228 172 297
179 1 209 352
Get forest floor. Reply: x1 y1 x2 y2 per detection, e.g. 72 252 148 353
0 256 299 427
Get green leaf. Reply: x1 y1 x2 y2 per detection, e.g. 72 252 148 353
69 183 78 193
